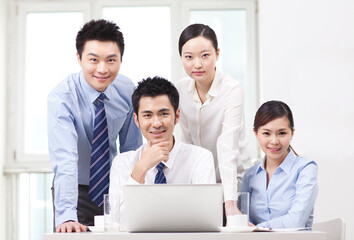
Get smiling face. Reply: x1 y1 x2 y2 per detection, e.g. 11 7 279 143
181 36 219 87
255 117 294 164
134 95 180 146
77 40 121 92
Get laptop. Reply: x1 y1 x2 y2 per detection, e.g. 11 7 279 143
123 184 223 232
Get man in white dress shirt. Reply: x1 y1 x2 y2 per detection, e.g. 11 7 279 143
109 76 216 213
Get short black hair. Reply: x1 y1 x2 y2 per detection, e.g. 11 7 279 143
76 19 124 60
132 76 179 116
178 23 218 56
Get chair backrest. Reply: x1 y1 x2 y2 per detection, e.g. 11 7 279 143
312 218 346 240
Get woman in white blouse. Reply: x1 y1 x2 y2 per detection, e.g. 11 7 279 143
176 23 252 225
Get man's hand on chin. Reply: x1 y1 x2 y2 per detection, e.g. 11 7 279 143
131 140 170 183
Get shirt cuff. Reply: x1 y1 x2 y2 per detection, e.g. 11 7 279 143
223 184 237 201
258 218 282 229
56 209 78 227
127 175 142 185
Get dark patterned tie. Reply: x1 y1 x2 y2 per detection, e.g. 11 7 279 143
88 93 110 207
154 162 167 184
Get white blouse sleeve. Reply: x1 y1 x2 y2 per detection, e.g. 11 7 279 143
216 84 245 201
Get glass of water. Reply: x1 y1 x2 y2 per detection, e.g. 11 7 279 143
104 194 120 232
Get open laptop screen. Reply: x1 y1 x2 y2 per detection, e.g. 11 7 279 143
123 184 223 232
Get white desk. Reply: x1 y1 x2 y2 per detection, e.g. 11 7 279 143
44 231 326 240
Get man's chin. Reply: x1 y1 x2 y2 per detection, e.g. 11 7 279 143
149 138 165 145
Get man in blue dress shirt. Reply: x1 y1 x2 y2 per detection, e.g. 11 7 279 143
47 19 142 233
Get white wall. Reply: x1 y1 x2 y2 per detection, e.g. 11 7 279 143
0 0 6 239
259 0 354 238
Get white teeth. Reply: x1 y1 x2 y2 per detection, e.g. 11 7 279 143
150 130 165 134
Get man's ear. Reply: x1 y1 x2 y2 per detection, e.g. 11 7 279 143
174 108 180 125
133 113 140 128
76 52 82 67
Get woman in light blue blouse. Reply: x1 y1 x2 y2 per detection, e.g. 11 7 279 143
241 100 318 228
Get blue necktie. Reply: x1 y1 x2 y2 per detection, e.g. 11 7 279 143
89 93 110 207
155 162 167 184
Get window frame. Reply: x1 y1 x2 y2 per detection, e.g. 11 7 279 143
6 1 91 173
92 0 183 83
5 1 258 239
6 0 258 173
181 0 259 156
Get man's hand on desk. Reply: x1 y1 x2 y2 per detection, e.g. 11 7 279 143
55 221 87 233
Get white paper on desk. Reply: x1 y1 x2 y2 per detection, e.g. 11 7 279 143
254 227 311 232
253 227 272 232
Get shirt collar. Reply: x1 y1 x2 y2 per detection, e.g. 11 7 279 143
187 78 199 102
162 136 179 170
256 149 296 175
207 68 223 98
256 159 265 174
79 70 112 104
278 149 296 174
186 68 223 100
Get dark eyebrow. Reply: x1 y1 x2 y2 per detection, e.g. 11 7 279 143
262 128 288 132
278 128 287 131
87 53 99 57
158 108 170 112
86 53 119 59
141 110 153 114
140 108 170 114
106 54 119 58
182 49 211 55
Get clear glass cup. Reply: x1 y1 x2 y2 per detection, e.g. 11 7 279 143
227 192 249 228
104 194 120 232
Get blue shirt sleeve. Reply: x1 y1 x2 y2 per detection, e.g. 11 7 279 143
241 169 250 193
118 106 142 153
47 90 79 226
48 72 142 227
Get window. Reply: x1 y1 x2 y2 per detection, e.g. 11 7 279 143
184 0 258 154
6 3 90 239
18 173 54 240
102 6 172 84
7 2 90 166
5 1 257 239
24 12 83 157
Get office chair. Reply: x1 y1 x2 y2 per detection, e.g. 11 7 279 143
312 217 346 240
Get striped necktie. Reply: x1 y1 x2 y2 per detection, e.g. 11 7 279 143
89 93 110 207
154 162 167 184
